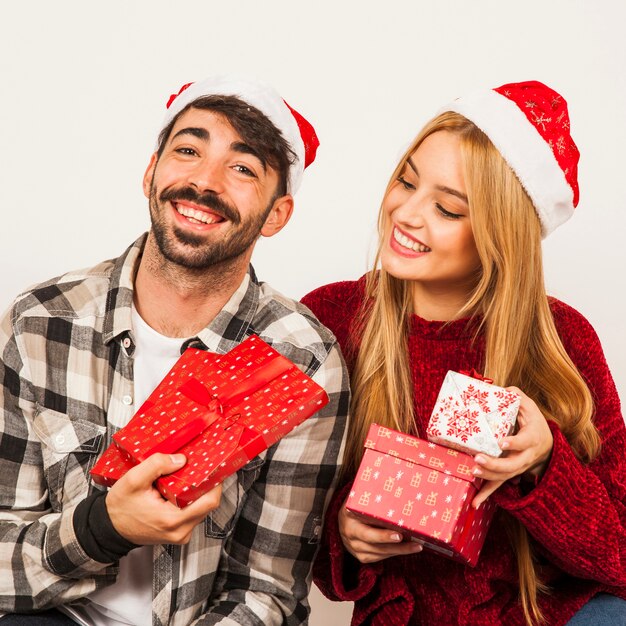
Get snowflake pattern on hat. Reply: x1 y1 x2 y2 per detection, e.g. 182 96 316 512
494 81 579 207
441 80 579 236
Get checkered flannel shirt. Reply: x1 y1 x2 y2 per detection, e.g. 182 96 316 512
0 235 349 625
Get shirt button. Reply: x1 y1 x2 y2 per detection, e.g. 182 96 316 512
122 395 133 405
56 434 65 445
122 337 132 349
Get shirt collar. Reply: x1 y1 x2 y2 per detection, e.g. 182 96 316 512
102 234 146 345
190 269 260 354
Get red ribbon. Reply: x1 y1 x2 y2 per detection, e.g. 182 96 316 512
459 368 494 385
155 351 292 454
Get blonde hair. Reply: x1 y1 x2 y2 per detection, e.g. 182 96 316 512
346 112 601 625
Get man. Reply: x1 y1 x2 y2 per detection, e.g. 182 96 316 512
0 76 348 625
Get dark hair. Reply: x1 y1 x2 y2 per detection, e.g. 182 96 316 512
156 95 296 198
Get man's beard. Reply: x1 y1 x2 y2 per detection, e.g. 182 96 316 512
149 183 270 270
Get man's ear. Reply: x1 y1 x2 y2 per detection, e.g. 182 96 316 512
260 195 294 238
142 153 158 198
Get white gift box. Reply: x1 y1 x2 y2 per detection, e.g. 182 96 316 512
426 370 520 457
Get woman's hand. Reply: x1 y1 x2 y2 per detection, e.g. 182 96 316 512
472 386 554 508
339 498 423 564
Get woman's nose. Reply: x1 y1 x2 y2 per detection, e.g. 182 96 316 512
394 193 427 228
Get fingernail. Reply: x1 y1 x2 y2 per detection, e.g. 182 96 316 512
170 454 185 465
500 441 510 449
473 468 482 476
475 455 486 464
390 533 402 542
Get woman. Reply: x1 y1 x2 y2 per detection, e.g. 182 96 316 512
303 81 626 625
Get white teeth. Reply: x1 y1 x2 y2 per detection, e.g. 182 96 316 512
393 227 430 253
176 205 220 225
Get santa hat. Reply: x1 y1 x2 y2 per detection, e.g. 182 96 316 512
441 80 579 237
160 76 319 194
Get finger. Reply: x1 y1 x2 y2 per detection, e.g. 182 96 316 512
499 433 532 452
342 510 406 545
179 484 223 518
472 479 504 508
123 453 187 489
473 452 533 476
473 462 531 483
347 538 423 563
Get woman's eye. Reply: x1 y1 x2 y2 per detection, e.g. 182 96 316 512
436 203 463 219
397 175 415 191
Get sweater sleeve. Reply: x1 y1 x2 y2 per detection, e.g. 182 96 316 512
312 484 417 625
494 303 626 585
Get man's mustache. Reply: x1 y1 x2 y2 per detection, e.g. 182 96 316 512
159 186 241 225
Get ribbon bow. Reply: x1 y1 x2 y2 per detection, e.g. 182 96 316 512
459 368 494 385
174 353 291 448
126 352 292 459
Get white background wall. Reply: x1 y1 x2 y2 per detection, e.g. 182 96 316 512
1 2 625 624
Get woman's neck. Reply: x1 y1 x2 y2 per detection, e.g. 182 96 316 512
411 282 473 321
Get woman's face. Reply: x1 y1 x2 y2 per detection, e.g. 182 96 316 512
380 131 481 300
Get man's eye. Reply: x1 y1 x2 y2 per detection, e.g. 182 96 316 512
436 203 463 219
176 147 197 156
233 164 255 177
397 175 415 191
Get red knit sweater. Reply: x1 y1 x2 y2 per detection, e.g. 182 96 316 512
302 278 626 626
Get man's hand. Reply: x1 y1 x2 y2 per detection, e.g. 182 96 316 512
339 499 423 564
105 453 222 545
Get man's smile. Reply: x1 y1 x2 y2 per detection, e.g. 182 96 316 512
173 201 225 226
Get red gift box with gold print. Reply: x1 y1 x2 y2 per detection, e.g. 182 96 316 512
91 335 329 507
346 424 496 566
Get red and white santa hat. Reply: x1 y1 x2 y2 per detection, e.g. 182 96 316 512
161 75 319 194
441 80 579 237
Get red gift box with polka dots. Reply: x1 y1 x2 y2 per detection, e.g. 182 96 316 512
346 424 496 566
90 335 329 507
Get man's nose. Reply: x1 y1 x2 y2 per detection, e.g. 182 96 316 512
187 157 226 195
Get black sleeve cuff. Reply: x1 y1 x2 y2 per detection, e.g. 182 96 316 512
73 491 140 563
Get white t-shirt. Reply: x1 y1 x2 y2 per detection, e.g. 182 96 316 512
65 306 188 625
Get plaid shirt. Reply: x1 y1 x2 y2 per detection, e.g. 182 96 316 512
0 235 349 625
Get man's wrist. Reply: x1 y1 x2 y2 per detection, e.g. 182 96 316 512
73 491 139 563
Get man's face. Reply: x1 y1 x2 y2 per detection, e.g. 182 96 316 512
143 107 283 270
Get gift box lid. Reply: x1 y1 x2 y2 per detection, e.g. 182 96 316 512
364 423 479 485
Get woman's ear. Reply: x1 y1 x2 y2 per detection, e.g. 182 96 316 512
260 195 295 238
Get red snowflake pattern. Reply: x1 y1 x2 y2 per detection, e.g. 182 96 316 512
496 420 513 439
428 425 442 438
461 385 490 412
437 396 458 415
495 389 518 411
445 408 480 443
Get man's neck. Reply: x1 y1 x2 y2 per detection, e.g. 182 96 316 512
133 234 250 338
